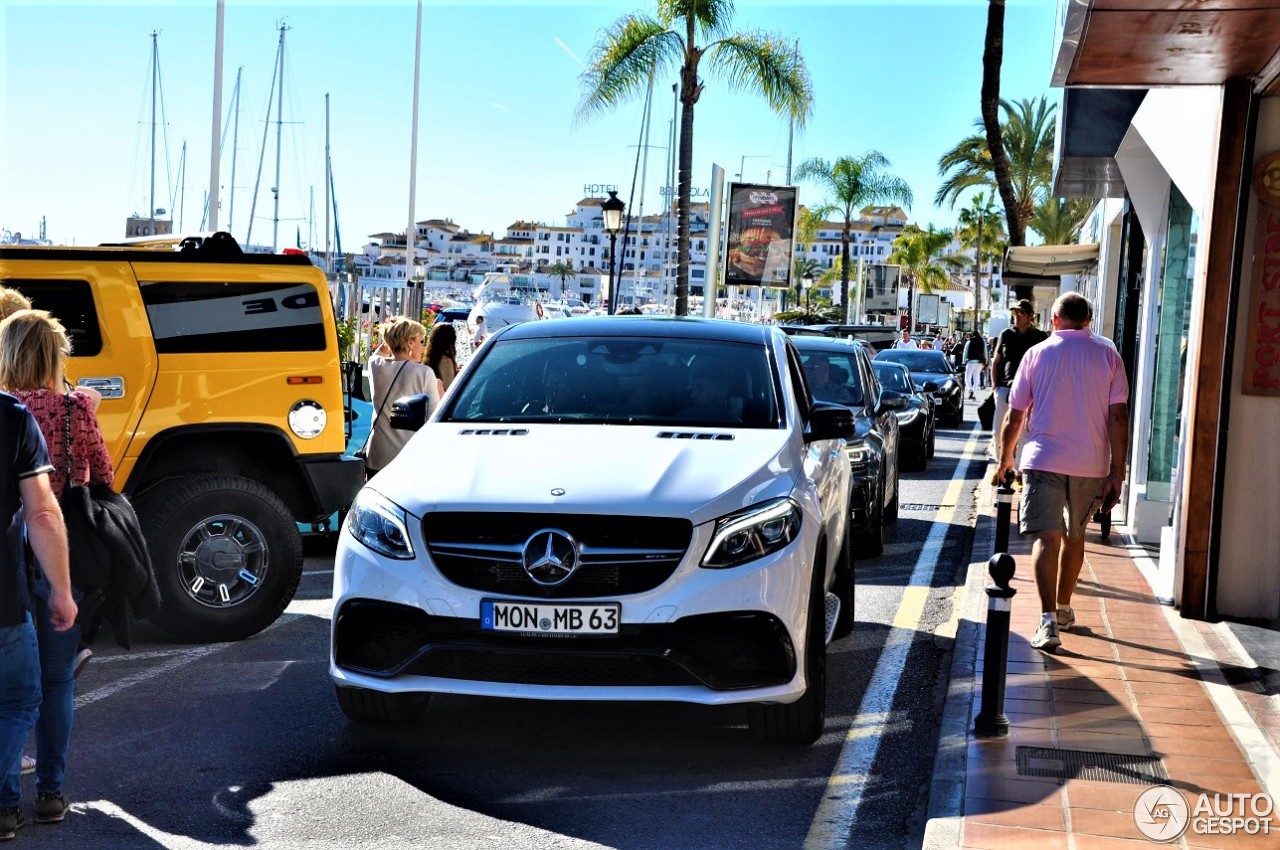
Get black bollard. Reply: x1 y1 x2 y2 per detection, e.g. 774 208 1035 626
993 476 1014 555
974 552 1017 738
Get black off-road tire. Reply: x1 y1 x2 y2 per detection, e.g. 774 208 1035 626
138 473 303 643
831 515 855 640
855 480 885 558
335 686 430 726
748 567 827 745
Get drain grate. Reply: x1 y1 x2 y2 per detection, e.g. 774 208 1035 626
899 503 956 512
1015 747 1168 785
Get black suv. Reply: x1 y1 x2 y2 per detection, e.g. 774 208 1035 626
792 336 902 557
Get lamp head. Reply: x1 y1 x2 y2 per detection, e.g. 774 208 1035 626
601 190 625 233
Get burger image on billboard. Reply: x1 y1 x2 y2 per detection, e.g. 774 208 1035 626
730 226 778 280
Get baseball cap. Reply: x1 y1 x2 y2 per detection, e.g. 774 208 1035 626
1010 298 1035 315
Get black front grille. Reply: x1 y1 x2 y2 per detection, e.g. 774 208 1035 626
334 600 795 691
422 512 693 599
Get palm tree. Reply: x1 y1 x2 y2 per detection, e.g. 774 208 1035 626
979 0 1021 247
1029 197 1093 245
794 152 913 323
936 96 1056 246
578 0 813 316
548 260 576 299
887 225 963 331
955 192 1006 329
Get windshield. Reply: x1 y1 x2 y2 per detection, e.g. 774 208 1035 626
873 362 912 394
799 350 864 406
875 349 953 374
445 336 779 427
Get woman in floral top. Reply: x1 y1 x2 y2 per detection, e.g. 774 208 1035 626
0 308 113 825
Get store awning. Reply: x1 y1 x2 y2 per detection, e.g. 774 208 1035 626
1004 244 1099 278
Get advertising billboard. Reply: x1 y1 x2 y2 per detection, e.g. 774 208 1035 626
724 183 797 288
863 264 901 312
916 293 940 325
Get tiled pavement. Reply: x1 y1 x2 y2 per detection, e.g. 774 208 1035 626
924 473 1280 849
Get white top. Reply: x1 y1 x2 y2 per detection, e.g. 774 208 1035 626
367 353 441 471
894 339 918 349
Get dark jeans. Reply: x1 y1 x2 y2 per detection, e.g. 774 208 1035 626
0 614 40 808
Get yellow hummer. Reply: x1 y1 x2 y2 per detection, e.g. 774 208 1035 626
0 232 364 642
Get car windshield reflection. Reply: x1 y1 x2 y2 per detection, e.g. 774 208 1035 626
444 336 780 427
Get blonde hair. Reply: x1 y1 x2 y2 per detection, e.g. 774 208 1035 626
383 316 426 356
0 309 71 391
0 286 32 322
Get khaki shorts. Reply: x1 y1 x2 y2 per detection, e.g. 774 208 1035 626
1020 470 1104 540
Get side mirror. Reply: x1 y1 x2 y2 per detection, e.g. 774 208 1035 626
880 395 909 413
922 381 939 393
806 401 855 442
389 393 431 431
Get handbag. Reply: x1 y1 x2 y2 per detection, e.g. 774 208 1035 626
355 359 408 460
977 392 996 430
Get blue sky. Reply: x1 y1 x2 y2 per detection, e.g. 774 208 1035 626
1 0 1059 248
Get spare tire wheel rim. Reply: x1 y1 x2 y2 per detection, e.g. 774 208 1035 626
176 514 270 608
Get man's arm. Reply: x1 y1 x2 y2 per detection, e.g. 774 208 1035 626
993 407 1025 484
18 473 77 631
1102 402 1129 510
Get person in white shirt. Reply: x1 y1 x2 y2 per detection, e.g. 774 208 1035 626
471 314 488 348
894 329 918 349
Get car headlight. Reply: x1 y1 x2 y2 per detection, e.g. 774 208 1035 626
845 440 873 471
941 379 959 395
701 498 801 569
894 409 921 424
346 489 415 559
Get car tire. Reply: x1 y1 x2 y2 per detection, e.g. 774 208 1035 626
831 516 855 640
335 685 430 726
885 469 900 524
927 427 936 459
748 567 826 745
855 485 884 557
138 473 303 643
906 438 928 472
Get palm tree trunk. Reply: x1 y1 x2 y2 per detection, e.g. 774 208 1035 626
980 0 1023 246
675 91 695 316
840 219 852 324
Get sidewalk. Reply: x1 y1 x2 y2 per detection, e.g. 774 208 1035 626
924 472 1280 849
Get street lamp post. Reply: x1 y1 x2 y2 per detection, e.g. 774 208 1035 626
802 271 814 316
601 190 625 315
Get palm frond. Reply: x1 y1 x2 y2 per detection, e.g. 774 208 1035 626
705 31 813 125
577 15 683 123
1029 197 1094 244
658 0 735 40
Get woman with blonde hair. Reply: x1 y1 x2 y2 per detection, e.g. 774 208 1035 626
424 321 459 392
365 316 440 477
0 309 113 825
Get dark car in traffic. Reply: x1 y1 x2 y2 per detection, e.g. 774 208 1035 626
793 336 901 557
872 359 935 470
780 323 900 352
874 348 964 427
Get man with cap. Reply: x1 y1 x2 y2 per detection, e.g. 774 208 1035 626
990 299 1049 464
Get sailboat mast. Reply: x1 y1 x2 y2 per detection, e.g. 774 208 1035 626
177 141 187 232
324 92 331 274
785 39 797 186
633 68 656 299
207 0 225 231
245 38 282 247
228 67 242 236
666 84 677 308
149 31 158 234
405 0 423 315
271 21 288 253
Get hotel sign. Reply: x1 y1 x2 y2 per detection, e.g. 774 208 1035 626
1243 150 1280 396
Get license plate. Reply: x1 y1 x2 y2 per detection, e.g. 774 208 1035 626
480 599 620 635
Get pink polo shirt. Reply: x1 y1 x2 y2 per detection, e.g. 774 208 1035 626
1008 328 1128 477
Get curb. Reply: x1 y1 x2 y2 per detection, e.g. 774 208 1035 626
921 463 996 850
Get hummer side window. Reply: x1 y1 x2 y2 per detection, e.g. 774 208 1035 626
139 281 327 353
3 278 103 356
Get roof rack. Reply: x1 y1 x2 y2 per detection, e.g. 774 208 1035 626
97 231 245 258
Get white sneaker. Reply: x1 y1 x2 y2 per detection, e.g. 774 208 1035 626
1057 605 1076 631
1031 618 1061 651
21 755 35 775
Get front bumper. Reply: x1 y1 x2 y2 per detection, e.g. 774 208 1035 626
329 514 816 706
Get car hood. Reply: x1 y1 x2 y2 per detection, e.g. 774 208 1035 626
372 423 801 525
910 371 958 390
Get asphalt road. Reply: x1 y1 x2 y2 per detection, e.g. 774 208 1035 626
15 403 991 850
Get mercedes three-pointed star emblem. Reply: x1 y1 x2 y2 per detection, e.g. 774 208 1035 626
521 529 580 586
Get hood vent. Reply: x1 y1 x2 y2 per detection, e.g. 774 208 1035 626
657 431 734 441
459 428 529 436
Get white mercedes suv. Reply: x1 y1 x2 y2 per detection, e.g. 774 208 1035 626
330 316 854 744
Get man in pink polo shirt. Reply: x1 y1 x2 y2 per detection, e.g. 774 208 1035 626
994 292 1129 651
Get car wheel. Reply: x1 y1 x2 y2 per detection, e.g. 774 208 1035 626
335 685 430 726
831 515 854 640
748 567 826 745
927 426 936 459
855 483 884 557
885 466 900 524
905 438 927 472
138 473 303 643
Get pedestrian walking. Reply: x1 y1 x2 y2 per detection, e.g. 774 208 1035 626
962 331 987 399
0 365 77 839
424 322 459 393
893 328 918 349
989 299 1049 463
0 309 113 826
365 317 441 478
994 293 1129 651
